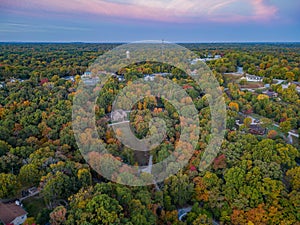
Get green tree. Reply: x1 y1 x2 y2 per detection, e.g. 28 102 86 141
243 117 252 128
285 71 295 82
18 164 41 186
279 120 292 135
0 173 19 198
0 140 11 157
164 173 194 207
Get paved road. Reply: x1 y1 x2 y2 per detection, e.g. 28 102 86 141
108 120 130 127
20 190 40 202
274 79 285 85
140 155 153 174
177 206 219 224
178 206 192 221
273 123 299 138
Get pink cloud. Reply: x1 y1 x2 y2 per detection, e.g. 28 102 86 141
252 0 278 19
2 0 278 23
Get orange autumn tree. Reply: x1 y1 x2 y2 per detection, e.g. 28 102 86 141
193 177 209 202
229 102 239 111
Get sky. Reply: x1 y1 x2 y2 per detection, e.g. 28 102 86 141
0 0 300 42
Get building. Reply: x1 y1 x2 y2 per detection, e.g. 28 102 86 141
82 72 99 85
126 51 130 59
144 75 155 81
244 75 263 82
263 90 278 98
190 55 222 64
0 202 27 225
249 124 266 135
82 71 92 77
111 110 127 122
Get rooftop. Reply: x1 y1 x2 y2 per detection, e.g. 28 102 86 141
0 202 27 225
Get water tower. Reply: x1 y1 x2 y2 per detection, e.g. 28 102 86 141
126 50 130 59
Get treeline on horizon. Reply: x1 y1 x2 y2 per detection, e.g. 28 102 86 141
0 42 299 82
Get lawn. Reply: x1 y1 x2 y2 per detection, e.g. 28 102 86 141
223 74 242 83
22 196 46 218
240 81 264 89
249 113 280 131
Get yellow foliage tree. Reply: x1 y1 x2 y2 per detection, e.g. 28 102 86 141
257 94 269 101
229 102 239 111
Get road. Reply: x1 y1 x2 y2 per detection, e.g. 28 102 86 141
177 206 219 224
140 155 153 174
108 120 130 127
20 190 40 202
178 206 192 221
273 123 299 138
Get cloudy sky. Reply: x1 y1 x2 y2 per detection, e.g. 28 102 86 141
1 0 299 42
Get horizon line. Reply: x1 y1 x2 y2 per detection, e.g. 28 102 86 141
1 41 300 44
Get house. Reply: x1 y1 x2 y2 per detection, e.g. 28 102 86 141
82 72 100 86
263 90 278 98
249 124 266 135
235 119 243 126
111 110 127 122
82 71 92 77
0 201 27 225
144 75 155 82
244 75 263 82
191 55 222 64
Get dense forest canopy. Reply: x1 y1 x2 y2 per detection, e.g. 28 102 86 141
0 42 299 81
0 43 299 225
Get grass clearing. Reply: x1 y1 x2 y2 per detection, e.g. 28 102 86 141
240 81 264 89
223 74 242 83
22 195 46 218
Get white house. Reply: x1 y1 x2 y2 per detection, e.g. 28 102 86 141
0 202 27 225
243 74 263 82
144 75 155 81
